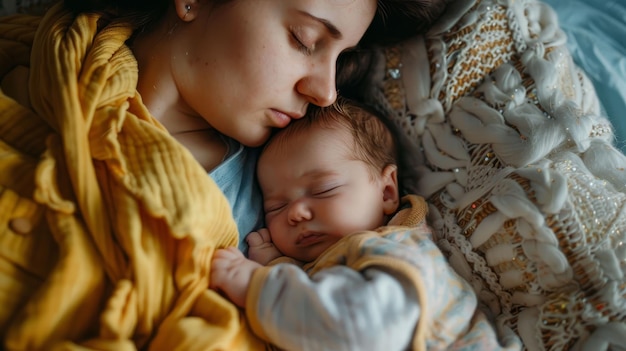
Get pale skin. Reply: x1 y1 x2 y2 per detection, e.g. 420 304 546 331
131 0 378 171
210 122 400 307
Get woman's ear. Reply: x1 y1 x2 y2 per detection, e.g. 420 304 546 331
380 164 400 215
175 0 198 22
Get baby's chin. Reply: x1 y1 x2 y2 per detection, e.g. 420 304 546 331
294 242 337 263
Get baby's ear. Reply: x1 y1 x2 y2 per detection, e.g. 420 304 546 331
380 164 400 215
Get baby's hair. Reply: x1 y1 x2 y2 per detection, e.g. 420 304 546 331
266 97 398 178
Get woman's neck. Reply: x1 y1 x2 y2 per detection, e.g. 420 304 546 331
132 26 180 129
132 26 228 172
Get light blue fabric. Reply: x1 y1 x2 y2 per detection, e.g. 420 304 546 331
209 138 264 254
543 0 626 152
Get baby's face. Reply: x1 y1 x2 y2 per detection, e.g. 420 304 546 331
257 124 389 262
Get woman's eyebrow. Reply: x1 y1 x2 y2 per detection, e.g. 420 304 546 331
297 10 342 39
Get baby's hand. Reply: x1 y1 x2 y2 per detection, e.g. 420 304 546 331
210 247 262 308
246 228 282 265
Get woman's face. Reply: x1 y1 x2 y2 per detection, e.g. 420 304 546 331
171 0 377 146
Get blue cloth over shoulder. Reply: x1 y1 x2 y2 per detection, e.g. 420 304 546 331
210 138 265 254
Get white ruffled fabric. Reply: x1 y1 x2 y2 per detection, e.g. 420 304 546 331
364 0 626 350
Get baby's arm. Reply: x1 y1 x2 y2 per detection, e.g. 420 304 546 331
246 228 282 265
247 232 520 351
246 264 421 351
209 247 262 307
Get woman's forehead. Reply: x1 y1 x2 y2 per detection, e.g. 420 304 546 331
294 0 377 42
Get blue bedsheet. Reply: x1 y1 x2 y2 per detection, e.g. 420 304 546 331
543 0 626 152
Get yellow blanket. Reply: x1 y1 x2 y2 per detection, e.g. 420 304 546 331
0 4 265 350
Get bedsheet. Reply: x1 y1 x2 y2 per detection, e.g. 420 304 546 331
543 0 626 153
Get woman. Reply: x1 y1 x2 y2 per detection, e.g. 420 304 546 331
0 0 444 350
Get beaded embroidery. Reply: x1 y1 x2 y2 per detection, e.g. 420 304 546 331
365 0 626 349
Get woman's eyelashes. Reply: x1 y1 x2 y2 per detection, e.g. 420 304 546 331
289 26 314 56
292 33 312 55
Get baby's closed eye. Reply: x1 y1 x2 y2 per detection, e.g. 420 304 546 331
264 202 287 213
311 185 342 197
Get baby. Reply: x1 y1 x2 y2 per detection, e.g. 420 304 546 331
210 97 522 351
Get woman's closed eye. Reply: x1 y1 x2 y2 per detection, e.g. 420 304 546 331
289 25 314 56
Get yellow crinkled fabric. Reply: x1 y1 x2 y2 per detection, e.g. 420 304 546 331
0 4 267 350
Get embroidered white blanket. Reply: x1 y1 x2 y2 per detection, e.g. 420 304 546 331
364 0 626 350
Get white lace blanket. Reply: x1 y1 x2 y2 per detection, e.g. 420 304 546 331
364 0 626 350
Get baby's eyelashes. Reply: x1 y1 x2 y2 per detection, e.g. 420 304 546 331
311 185 341 197
264 203 287 213
264 186 342 213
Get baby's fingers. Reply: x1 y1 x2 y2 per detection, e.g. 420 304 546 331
246 231 264 247
213 246 242 260
257 228 272 242
246 228 272 247
210 254 232 288
211 248 239 282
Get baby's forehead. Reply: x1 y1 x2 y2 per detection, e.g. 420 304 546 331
260 123 352 167
272 117 351 148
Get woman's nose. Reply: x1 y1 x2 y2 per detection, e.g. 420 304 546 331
297 60 337 107
287 201 313 225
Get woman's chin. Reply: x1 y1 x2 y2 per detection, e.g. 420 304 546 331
239 130 277 148
240 138 268 148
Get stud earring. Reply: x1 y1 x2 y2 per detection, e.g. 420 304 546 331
183 4 191 19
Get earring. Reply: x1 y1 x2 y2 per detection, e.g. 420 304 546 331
182 4 191 19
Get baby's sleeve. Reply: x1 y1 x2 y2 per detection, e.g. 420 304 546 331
245 263 420 351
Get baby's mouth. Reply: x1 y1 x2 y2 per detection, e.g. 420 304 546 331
296 232 325 246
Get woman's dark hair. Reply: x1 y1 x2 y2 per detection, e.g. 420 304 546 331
63 0 167 31
337 0 447 100
364 0 447 46
63 0 446 99
63 0 446 41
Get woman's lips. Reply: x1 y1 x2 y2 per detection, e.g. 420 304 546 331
270 109 304 128
270 109 293 128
